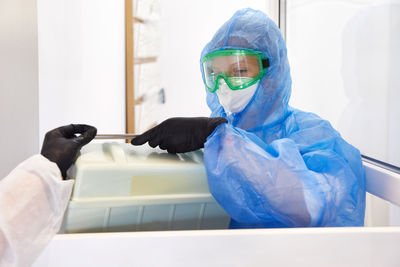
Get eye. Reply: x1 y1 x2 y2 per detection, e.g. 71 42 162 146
234 69 248 76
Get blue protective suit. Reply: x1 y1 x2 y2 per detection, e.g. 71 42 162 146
200 8 366 228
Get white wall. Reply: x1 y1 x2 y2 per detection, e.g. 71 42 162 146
158 0 277 120
0 0 39 178
287 0 400 167
37 0 276 139
37 0 126 145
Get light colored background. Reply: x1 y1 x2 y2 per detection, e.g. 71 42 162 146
0 0 39 178
37 0 126 146
287 0 400 167
286 0 400 224
0 0 398 179
0 0 276 177
0 0 399 235
158 0 276 120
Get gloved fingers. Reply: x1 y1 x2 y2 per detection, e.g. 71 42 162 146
207 117 228 135
159 142 167 150
172 145 198 154
54 124 93 137
73 125 97 146
148 136 161 148
212 117 228 125
55 124 77 138
131 128 156 146
188 143 204 152
71 124 96 134
165 140 187 154
167 147 177 154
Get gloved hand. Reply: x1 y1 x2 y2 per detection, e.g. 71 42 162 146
41 124 97 179
131 117 227 153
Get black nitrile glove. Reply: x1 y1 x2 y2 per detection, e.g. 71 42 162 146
41 124 97 179
131 117 227 153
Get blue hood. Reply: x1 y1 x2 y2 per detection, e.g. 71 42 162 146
200 8 291 131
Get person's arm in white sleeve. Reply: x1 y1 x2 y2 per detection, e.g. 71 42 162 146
0 124 97 267
0 155 73 267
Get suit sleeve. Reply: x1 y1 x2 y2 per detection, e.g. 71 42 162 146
0 155 74 266
204 121 365 227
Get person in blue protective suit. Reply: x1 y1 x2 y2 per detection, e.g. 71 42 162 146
131 8 366 228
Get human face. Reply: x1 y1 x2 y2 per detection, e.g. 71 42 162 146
201 49 268 92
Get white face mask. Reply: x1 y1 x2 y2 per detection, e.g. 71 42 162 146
216 80 259 114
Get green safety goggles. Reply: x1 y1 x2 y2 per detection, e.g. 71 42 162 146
201 49 269 92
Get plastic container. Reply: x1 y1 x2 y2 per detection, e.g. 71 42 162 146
35 145 400 267
62 142 230 233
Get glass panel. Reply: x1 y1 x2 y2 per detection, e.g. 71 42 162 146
287 0 400 167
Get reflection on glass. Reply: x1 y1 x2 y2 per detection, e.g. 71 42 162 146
287 0 400 167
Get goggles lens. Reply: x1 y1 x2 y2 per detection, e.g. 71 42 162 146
201 49 268 92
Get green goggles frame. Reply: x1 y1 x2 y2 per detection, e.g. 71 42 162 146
201 49 270 92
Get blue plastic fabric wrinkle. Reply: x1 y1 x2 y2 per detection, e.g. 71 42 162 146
205 124 314 227
246 108 294 134
201 8 365 228
223 17 239 47
302 149 363 226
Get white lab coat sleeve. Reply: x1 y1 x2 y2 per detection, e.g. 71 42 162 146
0 155 74 267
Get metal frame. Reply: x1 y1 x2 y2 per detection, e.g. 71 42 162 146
364 160 400 206
95 134 138 140
279 0 287 41
362 155 400 174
